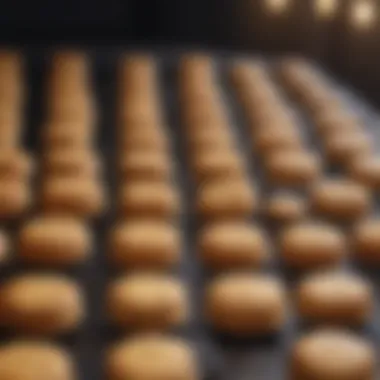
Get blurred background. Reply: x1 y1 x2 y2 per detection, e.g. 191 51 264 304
1 0 379 105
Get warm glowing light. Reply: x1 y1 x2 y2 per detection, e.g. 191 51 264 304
315 0 338 19
265 0 289 14
350 0 376 29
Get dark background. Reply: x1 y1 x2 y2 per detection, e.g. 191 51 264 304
0 0 379 105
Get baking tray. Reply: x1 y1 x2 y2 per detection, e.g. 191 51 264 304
1 49 379 380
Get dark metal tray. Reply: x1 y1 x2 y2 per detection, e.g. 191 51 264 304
2 49 380 380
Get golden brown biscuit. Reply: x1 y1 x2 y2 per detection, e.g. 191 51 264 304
0 274 84 334
352 219 380 264
314 112 361 137
119 150 171 181
107 273 187 330
253 127 302 156
180 52 212 71
196 178 256 220
348 155 380 189
198 222 268 270
47 99 95 127
120 132 168 153
118 93 160 119
119 127 168 152
291 329 375 380
265 193 307 223
109 219 180 269
119 181 179 219
119 95 158 117
279 222 345 270
120 53 156 75
106 335 198 380
18 217 92 266
0 341 75 380
183 110 227 131
296 272 373 326
118 106 162 131
42 148 100 178
310 179 371 220
0 150 34 180
264 150 321 186
42 122 93 149
41 176 105 218
191 150 244 182
205 274 287 336
0 180 31 219
186 127 234 152
51 50 88 76
119 54 156 88
325 131 372 166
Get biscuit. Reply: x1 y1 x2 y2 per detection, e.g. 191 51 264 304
120 127 168 152
109 219 180 269
314 112 361 137
118 97 161 126
0 180 31 219
187 128 234 153
106 335 198 380
264 150 321 186
325 131 372 166
291 329 375 380
43 122 93 149
191 150 244 182
0 150 34 180
253 127 302 156
18 217 92 266
0 341 75 380
42 148 100 178
296 272 373 325
265 193 307 223
205 273 287 336
119 150 171 181
279 222 345 270
51 50 88 77
310 179 371 220
198 222 268 270
119 181 179 219
47 100 95 127
41 176 105 218
118 109 162 132
0 274 84 334
196 178 256 220
107 273 187 330
348 155 380 189
352 219 380 264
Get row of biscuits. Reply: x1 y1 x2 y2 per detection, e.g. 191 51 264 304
116 55 179 219
0 51 34 220
0 51 25 148
279 59 374 172
231 61 322 188
179 55 289 340
230 61 311 223
232 60 373 223
0 54 195 380
107 55 198 380
0 52 106 380
232 59 377 379
279 60 380 199
40 51 105 218
179 55 257 220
